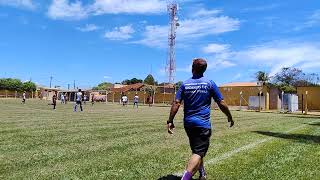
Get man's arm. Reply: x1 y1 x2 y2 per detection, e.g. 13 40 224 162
167 100 181 134
217 100 234 127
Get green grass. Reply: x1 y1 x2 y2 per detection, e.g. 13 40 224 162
0 99 319 180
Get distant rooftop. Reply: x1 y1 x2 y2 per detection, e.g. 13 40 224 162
220 82 261 87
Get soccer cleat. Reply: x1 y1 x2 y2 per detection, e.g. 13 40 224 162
199 175 207 180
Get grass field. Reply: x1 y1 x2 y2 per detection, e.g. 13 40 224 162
0 99 319 180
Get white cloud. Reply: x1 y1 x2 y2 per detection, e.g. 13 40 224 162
191 8 222 17
177 59 236 73
294 10 320 31
76 24 100 32
103 76 112 79
135 14 240 47
91 0 166 15
305 10 320 27
0 0 35 9
207 59 236 70
47 0 88 20
203 43 230 54
233 41 320 75
104 25 135 40
242 4 280 12
47 0 167 20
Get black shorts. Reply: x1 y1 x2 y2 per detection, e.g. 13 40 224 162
185 127 212 157
76 101 82 105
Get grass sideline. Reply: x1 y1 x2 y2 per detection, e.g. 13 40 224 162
0 99 319 179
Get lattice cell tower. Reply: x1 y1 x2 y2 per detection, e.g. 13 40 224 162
166 1 179 84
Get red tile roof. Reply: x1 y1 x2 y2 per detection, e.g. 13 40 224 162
220 82 261 87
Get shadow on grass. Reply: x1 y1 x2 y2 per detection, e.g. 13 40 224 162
282 115 320 119
157 175 197 180
253 131 320 144
306 122 320 126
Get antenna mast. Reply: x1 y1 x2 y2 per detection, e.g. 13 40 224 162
167 1 179 84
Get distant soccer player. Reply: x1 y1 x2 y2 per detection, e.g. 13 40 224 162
52 93 57 110
91 94 95 106
60 93 65 104
22 91 26 104
83 94 87 105
74 89 83 112
133 93 139 108
122 94 128 106
166 58 234 180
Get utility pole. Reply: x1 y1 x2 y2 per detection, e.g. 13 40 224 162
49 76 53 88
68 84 70 90
73 80 76 90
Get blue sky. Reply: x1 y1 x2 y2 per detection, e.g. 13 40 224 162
1 0 320 88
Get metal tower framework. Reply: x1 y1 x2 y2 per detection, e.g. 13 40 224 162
166 2 179 84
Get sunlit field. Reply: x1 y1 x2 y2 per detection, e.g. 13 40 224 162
0 99 319 180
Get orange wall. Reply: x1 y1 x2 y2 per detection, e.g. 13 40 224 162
297 87 320 110
219 86 269 107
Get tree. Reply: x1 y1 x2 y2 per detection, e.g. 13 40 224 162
0 78 23 91
93 82 113 90
273 67 303 86
175 81 183 90
255 71 269 83
272 67 319 93
122 78 143 85
144 74 156 85
22 81 37 92
0 78 36 92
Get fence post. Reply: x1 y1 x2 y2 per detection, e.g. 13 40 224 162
15 91 17 99
32 91 34 99
301 94 304 114
106 91 108 104
5 90 8 98
113 93 115 103
281 91 284 112
258 91 262 111
239 91 242 111
305 91 308 115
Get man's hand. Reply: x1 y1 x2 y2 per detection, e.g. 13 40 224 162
228 117 234 127
167 122 175 134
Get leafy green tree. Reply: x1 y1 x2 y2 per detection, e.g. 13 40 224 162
22 81 37 92
93 82 113 90
0 78 23 91
175 81 183 90
122 78 143 85
271 67 319 93
144 74 156 85
255 71 270 83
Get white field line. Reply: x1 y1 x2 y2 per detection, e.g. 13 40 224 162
175 124 310 176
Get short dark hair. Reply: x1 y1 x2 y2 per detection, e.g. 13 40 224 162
78 89 81 92
192 58 207 75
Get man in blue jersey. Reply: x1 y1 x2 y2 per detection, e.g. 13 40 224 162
167 58 234 180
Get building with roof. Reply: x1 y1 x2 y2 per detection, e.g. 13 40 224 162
297 86 320 110
219 82 280 110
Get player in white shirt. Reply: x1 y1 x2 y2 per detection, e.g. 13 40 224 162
74 89 83 112
133 94 139 108
61 93 65 104
22 92 26 104
122 95 128 106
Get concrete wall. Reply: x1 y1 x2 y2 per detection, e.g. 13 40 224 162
107 91 175 104
0 90 36 98
219 86 269 108
297 87 320 110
